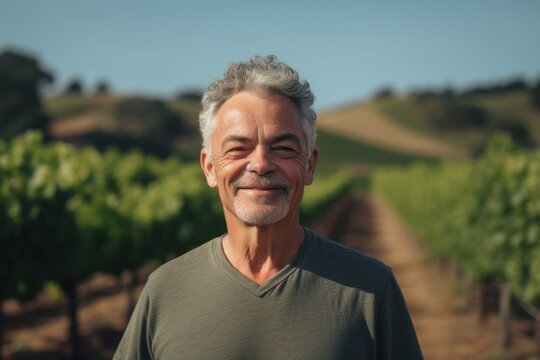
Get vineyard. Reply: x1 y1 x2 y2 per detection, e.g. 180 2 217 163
0 131 354 359
373 133 540 353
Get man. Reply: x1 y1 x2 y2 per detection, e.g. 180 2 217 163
114 56 423 359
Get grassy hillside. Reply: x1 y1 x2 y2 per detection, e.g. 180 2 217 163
374 90 540 153
45 94 201 159
318 101 469 159
316 129 435 173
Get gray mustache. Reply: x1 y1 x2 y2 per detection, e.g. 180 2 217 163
232 175 291 193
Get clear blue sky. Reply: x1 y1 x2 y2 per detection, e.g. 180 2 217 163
1 0 539 110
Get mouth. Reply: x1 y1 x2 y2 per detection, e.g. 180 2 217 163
232 175 291 195
238 186 286 193
235 183 290 197
240 185 283 190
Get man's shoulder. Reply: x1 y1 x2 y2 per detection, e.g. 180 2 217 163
145 236 220 289
304 228 391 290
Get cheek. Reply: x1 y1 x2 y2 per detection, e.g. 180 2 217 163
215 159 248 184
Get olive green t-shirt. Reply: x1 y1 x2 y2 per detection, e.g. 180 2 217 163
114 228 422 359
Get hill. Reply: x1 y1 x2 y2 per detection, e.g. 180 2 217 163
318 89 539 159
43 88 539 175
318 102 469 159
45 94 201 160
44 94 437 178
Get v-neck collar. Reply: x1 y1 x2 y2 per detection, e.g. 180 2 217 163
211 228 314 298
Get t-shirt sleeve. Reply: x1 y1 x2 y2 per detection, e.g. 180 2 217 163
113 285 154 360
375 271 423 360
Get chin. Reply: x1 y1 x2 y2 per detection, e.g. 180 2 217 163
234 203 290 226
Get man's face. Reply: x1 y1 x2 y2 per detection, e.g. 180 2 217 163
200 90 317 226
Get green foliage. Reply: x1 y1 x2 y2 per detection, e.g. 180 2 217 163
1 130 353 303
0 131 225 301
373 134 540 306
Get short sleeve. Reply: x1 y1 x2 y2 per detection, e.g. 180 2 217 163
113 285 154 360
375 271 423 359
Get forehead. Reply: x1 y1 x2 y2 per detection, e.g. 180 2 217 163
213 91 304 139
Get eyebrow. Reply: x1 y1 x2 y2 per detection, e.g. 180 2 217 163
272 133 301 146
221 135 250 148
221 133 302 147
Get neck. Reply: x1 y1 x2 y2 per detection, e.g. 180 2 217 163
222 213 305 285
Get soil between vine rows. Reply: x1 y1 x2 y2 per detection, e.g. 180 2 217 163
3 194 537 359
322 195 537 360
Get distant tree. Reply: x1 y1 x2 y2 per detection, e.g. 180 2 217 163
409 88 438 100
462 76 529 96
373 86 394 100
95 80 110 95
176 89 203 102
0 49 53 140
441 86 456 98
64 78 84 95
531 78 540 109
499 77 529 91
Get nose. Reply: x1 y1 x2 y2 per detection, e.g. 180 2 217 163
247 146 275 175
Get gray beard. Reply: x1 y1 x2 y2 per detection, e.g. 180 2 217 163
233 192 290 225
231 173 292 225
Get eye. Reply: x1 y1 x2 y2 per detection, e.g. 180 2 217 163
225 147 249 157
272 146 298 157
273 146 294 151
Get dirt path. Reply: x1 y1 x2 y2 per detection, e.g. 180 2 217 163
325 194 536 360
318 104 469 159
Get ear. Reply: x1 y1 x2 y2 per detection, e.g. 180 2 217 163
200 148 217 188
304 146 318 185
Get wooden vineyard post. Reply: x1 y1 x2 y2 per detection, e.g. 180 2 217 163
499 283 512 348
63 281 82 360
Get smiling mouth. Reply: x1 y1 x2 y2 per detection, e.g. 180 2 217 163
236 185 289 195
232 175 291 195
239 186 285 192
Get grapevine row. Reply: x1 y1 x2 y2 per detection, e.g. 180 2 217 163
0 130 355 304
373 133 540 307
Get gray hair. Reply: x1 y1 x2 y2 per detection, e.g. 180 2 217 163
199 55 317 158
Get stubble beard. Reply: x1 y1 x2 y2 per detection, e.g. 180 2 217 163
233 192 291 225
231 174 292 226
